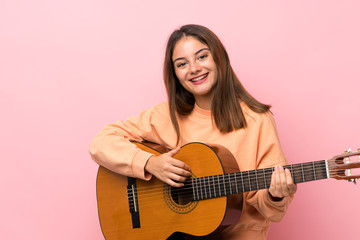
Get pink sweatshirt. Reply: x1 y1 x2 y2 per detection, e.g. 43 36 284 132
89 101 293 239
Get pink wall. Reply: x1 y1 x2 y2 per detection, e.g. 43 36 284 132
1 0 359 239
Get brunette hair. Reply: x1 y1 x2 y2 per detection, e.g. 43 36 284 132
163 24 270 144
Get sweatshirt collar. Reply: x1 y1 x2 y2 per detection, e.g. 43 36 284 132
193 103 212 116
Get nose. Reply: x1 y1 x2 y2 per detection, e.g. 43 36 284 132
190 61 201 74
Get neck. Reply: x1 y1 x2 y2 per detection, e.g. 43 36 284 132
194 94 213 110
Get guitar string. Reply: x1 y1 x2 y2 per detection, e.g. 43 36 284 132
124 150 359 194
125 164 352 202
125 161 359 208
127 164 355 198
126 161 351 194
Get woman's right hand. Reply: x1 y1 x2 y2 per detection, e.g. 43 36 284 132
144 147 192 187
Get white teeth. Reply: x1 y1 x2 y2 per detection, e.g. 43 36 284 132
191 74 207 81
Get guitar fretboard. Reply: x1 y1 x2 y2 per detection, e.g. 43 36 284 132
185 160 328 201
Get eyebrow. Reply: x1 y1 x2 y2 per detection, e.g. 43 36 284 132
173 48 210 63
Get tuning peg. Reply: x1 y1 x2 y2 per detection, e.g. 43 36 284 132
345 149 352 177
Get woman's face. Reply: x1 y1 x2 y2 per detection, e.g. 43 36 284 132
172 36 218 106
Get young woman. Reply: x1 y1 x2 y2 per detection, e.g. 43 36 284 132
90 24 297 240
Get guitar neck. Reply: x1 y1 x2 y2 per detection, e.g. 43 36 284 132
188 160 328 201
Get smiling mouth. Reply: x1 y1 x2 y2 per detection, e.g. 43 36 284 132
190 73 209 82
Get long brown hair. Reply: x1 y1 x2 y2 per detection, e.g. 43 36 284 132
163 24 270 144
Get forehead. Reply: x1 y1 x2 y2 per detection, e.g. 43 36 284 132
172 36 209 59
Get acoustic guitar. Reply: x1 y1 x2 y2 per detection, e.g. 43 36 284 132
96 142 360 240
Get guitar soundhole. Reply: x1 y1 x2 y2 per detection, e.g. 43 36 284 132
170 185 192 205
164 178 197 213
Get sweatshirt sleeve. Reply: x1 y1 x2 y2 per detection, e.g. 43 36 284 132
89 103 170 180
245 112 294 222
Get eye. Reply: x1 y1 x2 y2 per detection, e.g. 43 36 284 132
176 62 187 68
198 54 208 60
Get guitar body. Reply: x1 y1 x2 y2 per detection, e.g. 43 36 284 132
96 142 243 240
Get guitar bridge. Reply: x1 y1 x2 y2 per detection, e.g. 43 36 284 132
127 177 141 228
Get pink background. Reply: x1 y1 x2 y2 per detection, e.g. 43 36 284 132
1 0 359 239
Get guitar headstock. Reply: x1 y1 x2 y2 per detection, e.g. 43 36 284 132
328 148 360 184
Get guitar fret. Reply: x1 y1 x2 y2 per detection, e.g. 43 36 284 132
242 172 247 192
255 171 259 190
263 168 267 188
222 175 224 196
191 178 195 201
316 161 326 180
192 178 196 201
204 177 207 199
248 171 252 191
268 168 273 188
323 160 329 179
208 176 211 198
206 177 210 199
312 162 317 180
204 177 208 199
222 175 227 196
259 168 266 190
195 177 198 201
301 163 305 182
213 176 216 197
268 168 273 189
240 172 245 192
200 177 204 200
197 178 200 200
228 174 232 195
305 162 315 182
217 175 221 197
193 178 197 201
234 174 238 193
292 164 302 184
196 177 200 200
214 176 217 196
208 176 212 199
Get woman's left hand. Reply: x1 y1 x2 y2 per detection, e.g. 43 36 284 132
268 165 297 199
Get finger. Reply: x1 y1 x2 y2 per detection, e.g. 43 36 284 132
274 165 282 191
285 169 297 194
168 172 188 183
288 184 297 194
171 159 191 173
167 147 181 157
166 147 191 172
278 166 289 192
166 178 184 188
285 168 294 185
171 165 192 177
268 167 277 194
